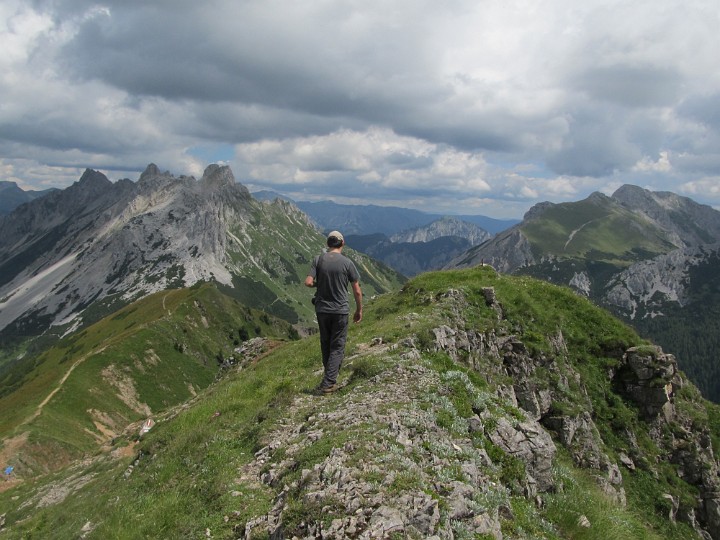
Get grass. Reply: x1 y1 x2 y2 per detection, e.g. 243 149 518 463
520 198 675 262
0 283 302 475
1 333 321 539
542 457 696 540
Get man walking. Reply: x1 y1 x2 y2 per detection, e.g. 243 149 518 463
305 231 363 394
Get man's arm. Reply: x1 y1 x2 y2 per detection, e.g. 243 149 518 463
351 281 363 323
305 256 318 287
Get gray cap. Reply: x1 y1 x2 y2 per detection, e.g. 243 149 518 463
327 230 344 243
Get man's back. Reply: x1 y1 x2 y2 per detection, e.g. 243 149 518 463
314 251 359 314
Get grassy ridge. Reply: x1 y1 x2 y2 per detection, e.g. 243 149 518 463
0 283 299 475
521 199 675 263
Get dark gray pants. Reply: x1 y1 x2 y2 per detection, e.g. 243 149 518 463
317 312 349 388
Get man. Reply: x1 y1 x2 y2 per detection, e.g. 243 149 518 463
304 230 363 394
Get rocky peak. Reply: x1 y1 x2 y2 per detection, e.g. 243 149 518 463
0 182 32 216
139 163 162 182
611 184 685 212
390 216 491 245
522 201 554 221
200 164 252 199
201 164 234 189
0 180 20 191
586 191 613 205
76 169 112 194
612 184 720 246
612 184 652 206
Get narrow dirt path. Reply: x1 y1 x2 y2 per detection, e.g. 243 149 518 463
25 346 107 425
564 217 602 250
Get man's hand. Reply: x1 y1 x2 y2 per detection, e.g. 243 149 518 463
351 281 363 323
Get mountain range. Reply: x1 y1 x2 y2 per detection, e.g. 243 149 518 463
448 185 720 401
253 193 500 277
252 191 519 236
0 165 401 343
339 217 492 277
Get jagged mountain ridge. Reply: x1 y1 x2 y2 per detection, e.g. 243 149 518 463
2 267 719 539
389 215 491 245
0 164 403 343
447 185 720 401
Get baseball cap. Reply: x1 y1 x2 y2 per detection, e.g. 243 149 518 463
327 230 344 243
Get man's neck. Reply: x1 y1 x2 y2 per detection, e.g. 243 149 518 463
328 247 342 254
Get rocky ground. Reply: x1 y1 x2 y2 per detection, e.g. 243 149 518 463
232 330 553 539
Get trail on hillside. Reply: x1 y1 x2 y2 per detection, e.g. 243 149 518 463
564 217 602 250
162 292 171 315
24 346 107 425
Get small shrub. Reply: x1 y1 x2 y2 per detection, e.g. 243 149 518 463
350 357 383 381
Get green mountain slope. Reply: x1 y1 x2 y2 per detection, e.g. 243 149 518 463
521 193 676 263
449 187 720 404
0 283 298 477
631 249 720 400
1 267 719 539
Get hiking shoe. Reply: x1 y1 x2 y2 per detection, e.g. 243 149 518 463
313 383 339 396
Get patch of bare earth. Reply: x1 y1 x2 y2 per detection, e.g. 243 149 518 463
19 467 97 509
0 432 29 492
101 364 152 416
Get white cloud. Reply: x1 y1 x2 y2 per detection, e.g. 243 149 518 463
680 177 720 199
234 127 491 197
632 151 672 173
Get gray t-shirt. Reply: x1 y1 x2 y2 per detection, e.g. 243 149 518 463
309 251 360 314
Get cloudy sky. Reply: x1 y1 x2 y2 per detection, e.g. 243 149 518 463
1 0 719 218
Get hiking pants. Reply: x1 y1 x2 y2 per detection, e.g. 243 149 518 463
316 312 349 387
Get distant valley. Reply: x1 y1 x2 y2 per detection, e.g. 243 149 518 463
253 191 506 276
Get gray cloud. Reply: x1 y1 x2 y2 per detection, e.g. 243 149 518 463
571 64 683 108
2 0 720 216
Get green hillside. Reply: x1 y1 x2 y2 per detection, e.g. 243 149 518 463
0 283 298 476
1 267 717 539
521 197 676 264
